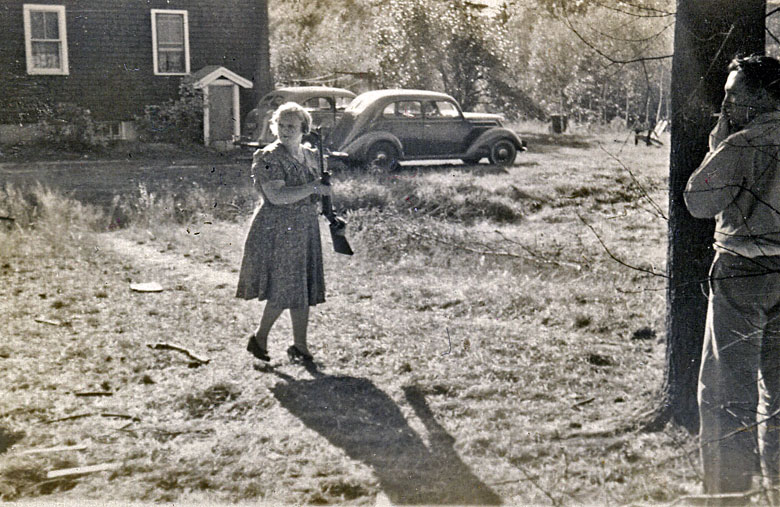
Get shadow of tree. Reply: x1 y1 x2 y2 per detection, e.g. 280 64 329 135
271 365 501 505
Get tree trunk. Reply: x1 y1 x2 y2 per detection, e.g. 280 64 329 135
646 0 766 433
254 0 274 104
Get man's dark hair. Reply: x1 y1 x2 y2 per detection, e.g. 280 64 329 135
728 54 780 101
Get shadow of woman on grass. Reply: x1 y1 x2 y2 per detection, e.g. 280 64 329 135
269 362 501 505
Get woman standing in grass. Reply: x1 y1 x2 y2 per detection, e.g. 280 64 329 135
236 102 331 364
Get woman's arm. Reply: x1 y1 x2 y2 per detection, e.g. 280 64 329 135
251 150 329 205
260 178 323 205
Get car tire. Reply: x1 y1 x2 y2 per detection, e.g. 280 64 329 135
366 141 399 172
488 139 517 166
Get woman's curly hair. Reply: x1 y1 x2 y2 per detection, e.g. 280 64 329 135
269 102 313 137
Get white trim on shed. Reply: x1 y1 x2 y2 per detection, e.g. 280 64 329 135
192 66 253 147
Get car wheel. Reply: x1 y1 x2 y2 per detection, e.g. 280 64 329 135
366 141 399 172
488 139 517 166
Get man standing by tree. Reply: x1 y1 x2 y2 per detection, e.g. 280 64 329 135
685 54 780 501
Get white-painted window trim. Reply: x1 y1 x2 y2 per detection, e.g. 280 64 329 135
23 4 69 75
151 9 190 76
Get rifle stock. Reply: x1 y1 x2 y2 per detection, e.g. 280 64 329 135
314 129 353 256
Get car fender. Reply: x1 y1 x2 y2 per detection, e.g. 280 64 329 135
342 132 404 161
465 128 525 158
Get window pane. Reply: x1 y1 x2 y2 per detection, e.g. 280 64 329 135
396 101 421 118
44 12 59 39
436 101 460 118
158 50 184 73
157 14 183 45
30 11 45 38
423 101 440 117
303 97 330 110
32 41 61 69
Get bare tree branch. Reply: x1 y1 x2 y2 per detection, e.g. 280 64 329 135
561 14 673 65
589 0 675 18
406 228 583 270
578 18 675 44
515 464 562 506
577 213 668 278
767 26 780 47
597 143 668 220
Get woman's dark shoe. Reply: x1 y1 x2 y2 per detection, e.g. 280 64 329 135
247 335 270 362
287 345 313 363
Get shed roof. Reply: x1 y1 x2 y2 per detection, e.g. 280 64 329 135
192 66 253 89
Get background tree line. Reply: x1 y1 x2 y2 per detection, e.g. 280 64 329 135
267 0 674 126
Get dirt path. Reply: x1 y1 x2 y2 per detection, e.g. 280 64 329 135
99 234 236 290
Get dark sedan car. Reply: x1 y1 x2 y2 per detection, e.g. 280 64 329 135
239 86 356 147
326 89 525 169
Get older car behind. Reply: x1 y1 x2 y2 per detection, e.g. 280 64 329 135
240 86 356 147
326 89 525 169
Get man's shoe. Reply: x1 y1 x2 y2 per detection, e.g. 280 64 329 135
247 335 270 362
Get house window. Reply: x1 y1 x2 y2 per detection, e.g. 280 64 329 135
151 9 190 75
23 4 69 75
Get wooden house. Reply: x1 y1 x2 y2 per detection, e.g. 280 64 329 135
0 0 272 146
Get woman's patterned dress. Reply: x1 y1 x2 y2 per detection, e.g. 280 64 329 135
236 141 325 308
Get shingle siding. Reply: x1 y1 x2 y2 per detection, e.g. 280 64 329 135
0 0 270 123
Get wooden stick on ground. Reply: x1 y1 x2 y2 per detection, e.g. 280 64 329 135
45 413 140 424
46 463 121 479
18 444 88 455
146 342 210 365
34 317 65 326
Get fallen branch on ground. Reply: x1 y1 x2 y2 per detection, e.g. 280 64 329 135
45 413 140 423
46 463 121 479
18 444 88 455
34 317 66 326
572 397 596 408
669 489 767 506
146 342 210 365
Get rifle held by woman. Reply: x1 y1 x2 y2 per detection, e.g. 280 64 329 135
314 129 353 255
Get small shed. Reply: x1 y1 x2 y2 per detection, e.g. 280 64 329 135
192 65 253 149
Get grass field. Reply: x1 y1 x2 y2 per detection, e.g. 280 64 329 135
0 130 704 505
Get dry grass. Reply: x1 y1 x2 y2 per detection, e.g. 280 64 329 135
0 131 702 505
